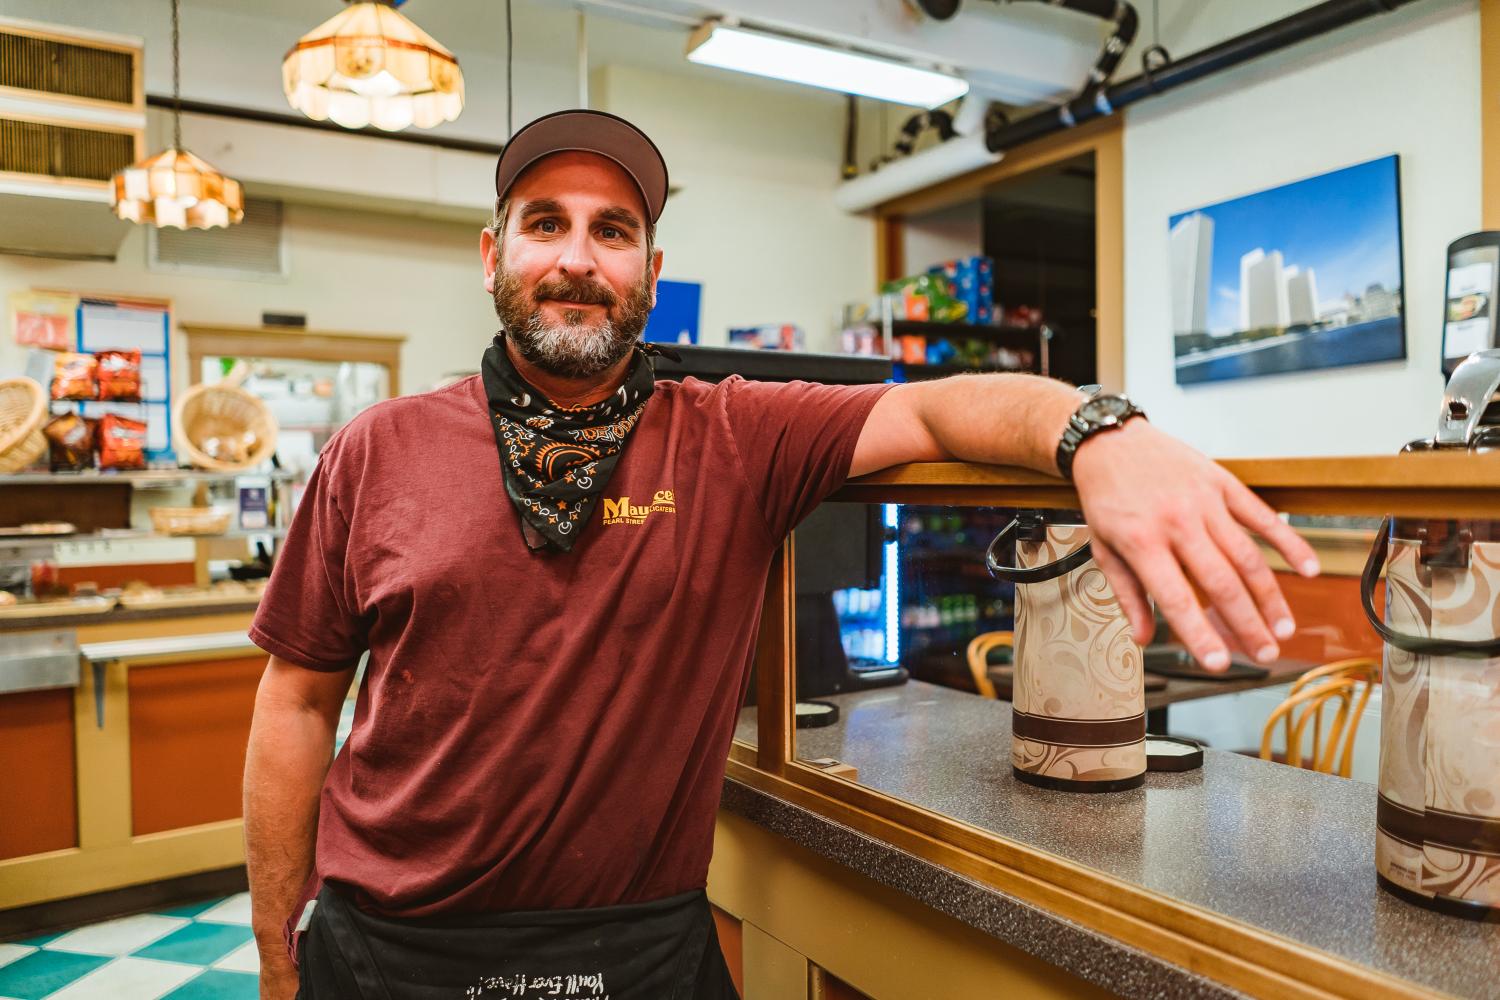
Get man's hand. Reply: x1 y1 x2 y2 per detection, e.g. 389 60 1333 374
852 375 1322 671
259 948 299 1000
1071 417 1319 669
245 656 354 1000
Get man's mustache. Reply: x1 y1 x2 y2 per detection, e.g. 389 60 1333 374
533 276 617 309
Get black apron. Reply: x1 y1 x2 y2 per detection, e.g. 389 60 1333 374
297 884 739 1000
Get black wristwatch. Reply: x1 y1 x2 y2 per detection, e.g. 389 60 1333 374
1055 392 1147 481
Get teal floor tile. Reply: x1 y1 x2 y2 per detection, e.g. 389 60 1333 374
0 949 111 999
133 921 254 966
13 931 63 947
154 897 225 919
160 969 259 1000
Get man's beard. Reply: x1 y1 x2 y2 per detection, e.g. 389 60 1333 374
492 264 654 380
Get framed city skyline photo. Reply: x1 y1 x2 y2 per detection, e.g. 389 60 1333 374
1168 155 1406 386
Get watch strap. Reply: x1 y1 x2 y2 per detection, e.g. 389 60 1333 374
1055 395 1145 481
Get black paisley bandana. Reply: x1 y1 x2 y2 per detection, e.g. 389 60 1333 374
481 334 657 553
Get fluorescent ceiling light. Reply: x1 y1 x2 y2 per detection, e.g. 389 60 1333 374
686 21 968 109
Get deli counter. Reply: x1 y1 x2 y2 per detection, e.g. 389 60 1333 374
709 452 1500 1000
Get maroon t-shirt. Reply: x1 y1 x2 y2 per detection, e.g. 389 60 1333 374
251 373 892 919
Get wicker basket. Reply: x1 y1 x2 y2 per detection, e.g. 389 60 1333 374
173 380 278 472
149 506 233 536
0 377 47 474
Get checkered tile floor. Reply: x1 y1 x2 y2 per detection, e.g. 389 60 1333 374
0 697 355 999
0 893 258 999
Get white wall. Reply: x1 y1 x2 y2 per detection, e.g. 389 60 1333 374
593 63 876 352
0 0 586 144
901 200 983 277
1122 0 1480 457
0 204 496 395
0 5 880 394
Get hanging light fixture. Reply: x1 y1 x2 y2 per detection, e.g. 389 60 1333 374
282 0 465 132
111 0 244 229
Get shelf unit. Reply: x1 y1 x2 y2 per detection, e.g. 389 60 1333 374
887 319 1046 350
895 361 1034 381
0 469 298 594
879 311 1053 378
0 470 297 488
0 527 288 554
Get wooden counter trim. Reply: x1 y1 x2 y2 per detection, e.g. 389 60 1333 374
833 454 1500 517
724 759 1427 1000
754 540 795 774
0 600 261 634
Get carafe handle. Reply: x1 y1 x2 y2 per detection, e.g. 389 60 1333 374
1360 516 1500 658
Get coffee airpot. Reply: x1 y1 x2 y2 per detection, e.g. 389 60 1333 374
987 511 1146 792
1366 349 1500 919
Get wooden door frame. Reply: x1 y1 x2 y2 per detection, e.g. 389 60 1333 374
873 116 1125 390
181 324 406 396
1483 0 1500 229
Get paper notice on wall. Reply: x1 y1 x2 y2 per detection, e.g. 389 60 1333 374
140 355 170 402
10 291 78 350
79 301 169 353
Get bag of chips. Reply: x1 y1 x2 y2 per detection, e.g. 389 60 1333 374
96 350 142 401
52 353 98 400
43 413 96 471
97 413 147 470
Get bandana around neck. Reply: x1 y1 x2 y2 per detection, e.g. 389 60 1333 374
480 334 657 553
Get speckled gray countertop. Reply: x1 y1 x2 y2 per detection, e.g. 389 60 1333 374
729 681 1499 999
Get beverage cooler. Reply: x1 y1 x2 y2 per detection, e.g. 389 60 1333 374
832 506 1019 691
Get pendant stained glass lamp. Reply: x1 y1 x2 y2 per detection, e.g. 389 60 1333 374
283 0 464 132
111 0 243 229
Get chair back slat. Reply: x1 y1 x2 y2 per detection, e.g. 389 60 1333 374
1260 659 1377 776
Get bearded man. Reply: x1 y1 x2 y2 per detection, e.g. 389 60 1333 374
244 110 1317 1000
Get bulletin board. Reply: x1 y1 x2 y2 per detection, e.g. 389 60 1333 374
19 290 175 463
74 297 173 458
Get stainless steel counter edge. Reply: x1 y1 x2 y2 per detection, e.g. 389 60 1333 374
718 777 1246 1000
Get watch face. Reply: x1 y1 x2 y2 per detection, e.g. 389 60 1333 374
1080 395 1133 423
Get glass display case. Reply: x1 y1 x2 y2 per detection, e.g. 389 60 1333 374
732 453 1500 1000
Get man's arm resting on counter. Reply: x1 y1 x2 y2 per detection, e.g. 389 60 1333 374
850 374 1320 671
244 654 355 998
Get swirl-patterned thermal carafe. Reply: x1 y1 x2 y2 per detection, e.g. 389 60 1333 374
1370 518 1500 919
989 512 1146 792
1367 350 1500 919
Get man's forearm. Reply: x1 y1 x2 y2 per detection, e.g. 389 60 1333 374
909 373 1082 475
243 675 342 961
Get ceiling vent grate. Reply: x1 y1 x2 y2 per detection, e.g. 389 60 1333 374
151 198 287 278
0 29 135 106
0 116 135 181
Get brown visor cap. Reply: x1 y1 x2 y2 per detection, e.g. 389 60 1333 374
494 109 669 224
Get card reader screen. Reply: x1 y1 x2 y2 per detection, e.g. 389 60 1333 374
1444 245 1500 366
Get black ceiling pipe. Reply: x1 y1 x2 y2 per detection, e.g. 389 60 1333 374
986 0 1423 152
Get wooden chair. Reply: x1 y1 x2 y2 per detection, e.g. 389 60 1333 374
1258 658 1377 777
965 631 1013 699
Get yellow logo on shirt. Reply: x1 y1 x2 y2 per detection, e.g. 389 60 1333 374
602 490 675 526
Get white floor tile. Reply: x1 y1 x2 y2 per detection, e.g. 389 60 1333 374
195 891 252 925
44 914 185 956
0 943 35 969
45 956 197 1000
211 939 260 973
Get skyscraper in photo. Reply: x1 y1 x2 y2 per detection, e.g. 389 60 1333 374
1169 212 1213 335
1240 248 1289 331
1285 266 1319 326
